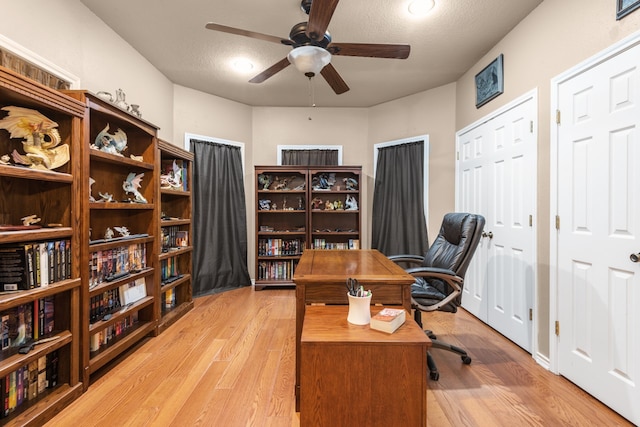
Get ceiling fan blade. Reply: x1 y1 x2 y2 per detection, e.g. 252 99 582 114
328 43 410 59
249 58 291 83
306 0 340 41
205 22 290 45
320 63 349 94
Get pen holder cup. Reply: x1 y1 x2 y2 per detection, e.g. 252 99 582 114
347 292 372 325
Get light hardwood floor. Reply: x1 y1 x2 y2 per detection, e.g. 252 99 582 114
46 287 632 426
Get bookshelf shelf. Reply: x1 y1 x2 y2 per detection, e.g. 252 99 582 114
156 139 193 334
0 65 84 424
254 166 361 290
64 89 159 389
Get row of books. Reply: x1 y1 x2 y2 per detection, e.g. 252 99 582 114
0 240 71 292
258 238 304 256
311 239 360 250
160 256 181 282
1 351 58 419
89 278 147 324
257 260 298 281
161 226 188 252
89 313 139 353
1 297 55 351
89 243 147 289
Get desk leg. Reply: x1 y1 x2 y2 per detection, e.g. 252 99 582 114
295 283 305 412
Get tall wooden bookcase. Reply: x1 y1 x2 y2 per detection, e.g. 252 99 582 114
156 139 193 333
0 66 84 425
64 90 159 388
254 165 361 290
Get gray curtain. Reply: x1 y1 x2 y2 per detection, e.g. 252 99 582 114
281 149 338 166
190 139 251 296
371 141 428 257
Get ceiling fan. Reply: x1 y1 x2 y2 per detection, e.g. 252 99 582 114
205 0 410 94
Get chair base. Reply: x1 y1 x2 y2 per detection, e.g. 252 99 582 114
416 314 472 381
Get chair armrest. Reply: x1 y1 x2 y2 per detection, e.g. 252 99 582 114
387 254 424 267
405 266 461 283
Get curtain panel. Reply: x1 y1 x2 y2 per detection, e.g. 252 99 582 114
371 141 428 257
191 139 251 296
281 149 339 166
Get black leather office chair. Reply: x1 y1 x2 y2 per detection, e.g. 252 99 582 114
389 212 485 381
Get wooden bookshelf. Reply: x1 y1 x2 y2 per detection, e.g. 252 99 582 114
63 90 159 388
156 140 194 333
0 65 84 425
254 166 361 290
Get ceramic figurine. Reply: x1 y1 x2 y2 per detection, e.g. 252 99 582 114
123 172 147 203
345 194 358 210
94 124 128 155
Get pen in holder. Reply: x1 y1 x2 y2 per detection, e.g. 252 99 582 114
346 278 372 325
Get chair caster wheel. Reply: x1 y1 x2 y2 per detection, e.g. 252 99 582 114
430 371 440 381
462 356 472 364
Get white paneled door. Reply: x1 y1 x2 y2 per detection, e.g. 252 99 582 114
554 39 640 425
457 92 537 353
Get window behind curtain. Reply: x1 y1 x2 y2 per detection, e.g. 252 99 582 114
277 145 342 166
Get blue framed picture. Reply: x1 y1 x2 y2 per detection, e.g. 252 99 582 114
475 54 503 108
617 0 640 19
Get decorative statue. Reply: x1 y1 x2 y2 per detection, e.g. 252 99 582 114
0 106 69 170
312 173 336 190
98 192 114 203
311 197 324 210
21 214 41 226
258 173 273 190
94 124 128 155
104 227 115 240
160 160 183 189
114 226 130 237
345 194 358 211
343 177 358 191
123 172 147 203
333 200 343 210
273 176 290 190
89 177 96 202
114 88 129 111
258 199 271 210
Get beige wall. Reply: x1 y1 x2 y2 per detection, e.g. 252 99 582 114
0 0 175 140
455 0 640 357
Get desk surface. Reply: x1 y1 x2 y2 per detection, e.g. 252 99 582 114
294 249 416 285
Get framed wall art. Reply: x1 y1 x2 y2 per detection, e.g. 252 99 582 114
617 0 640 19
475 54 503 108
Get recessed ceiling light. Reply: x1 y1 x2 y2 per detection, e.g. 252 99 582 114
408 0 435 16
232 58 254 73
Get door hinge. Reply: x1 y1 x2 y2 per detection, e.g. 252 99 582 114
556 110 561 125
555 215 560 230
529 215 533 227
529 308 533 321
530 120 534 133
555 320 560 336
457 151 459 160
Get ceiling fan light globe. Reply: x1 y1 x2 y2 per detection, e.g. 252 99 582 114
287 46 331 75
408 0 435 15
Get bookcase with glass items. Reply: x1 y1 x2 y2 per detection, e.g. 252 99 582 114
0 66 84 425
309 167 361 251
255 167 308 290
63 90 158 388
254 166 361 290
157 139 193 333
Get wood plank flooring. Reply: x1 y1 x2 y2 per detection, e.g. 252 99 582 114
46 287 632 426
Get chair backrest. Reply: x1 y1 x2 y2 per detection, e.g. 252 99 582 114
422 212 485 280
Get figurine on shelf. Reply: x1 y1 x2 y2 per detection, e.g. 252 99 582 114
345 194 358 211
130 154 143 162
98 192 114 203
325 201 335 210
114 226 130 237
104 227 115 240
311 197 324 210
258 173 273 190
160 159 183 189
89 177 96 202
343 177 358 191
0 106 69 170
114 88 129 111
21 214 41 226
274 176 295 191
333 200 343 210
259 199 271 210
94 124 128 156
123 172 147 203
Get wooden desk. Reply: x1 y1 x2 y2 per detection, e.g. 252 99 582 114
293 249 417 409
301 305 429 426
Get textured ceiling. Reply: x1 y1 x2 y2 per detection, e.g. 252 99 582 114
80 0 542 108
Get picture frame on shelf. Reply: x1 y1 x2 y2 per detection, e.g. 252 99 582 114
475 54 504 108
617 0 640 19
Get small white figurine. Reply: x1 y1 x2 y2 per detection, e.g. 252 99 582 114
123 172 147 203
21 214 41 226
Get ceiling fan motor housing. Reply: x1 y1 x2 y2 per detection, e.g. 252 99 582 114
289 22 331 48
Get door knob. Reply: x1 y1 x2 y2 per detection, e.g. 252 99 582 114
631 253 640 263
482 231 493 239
